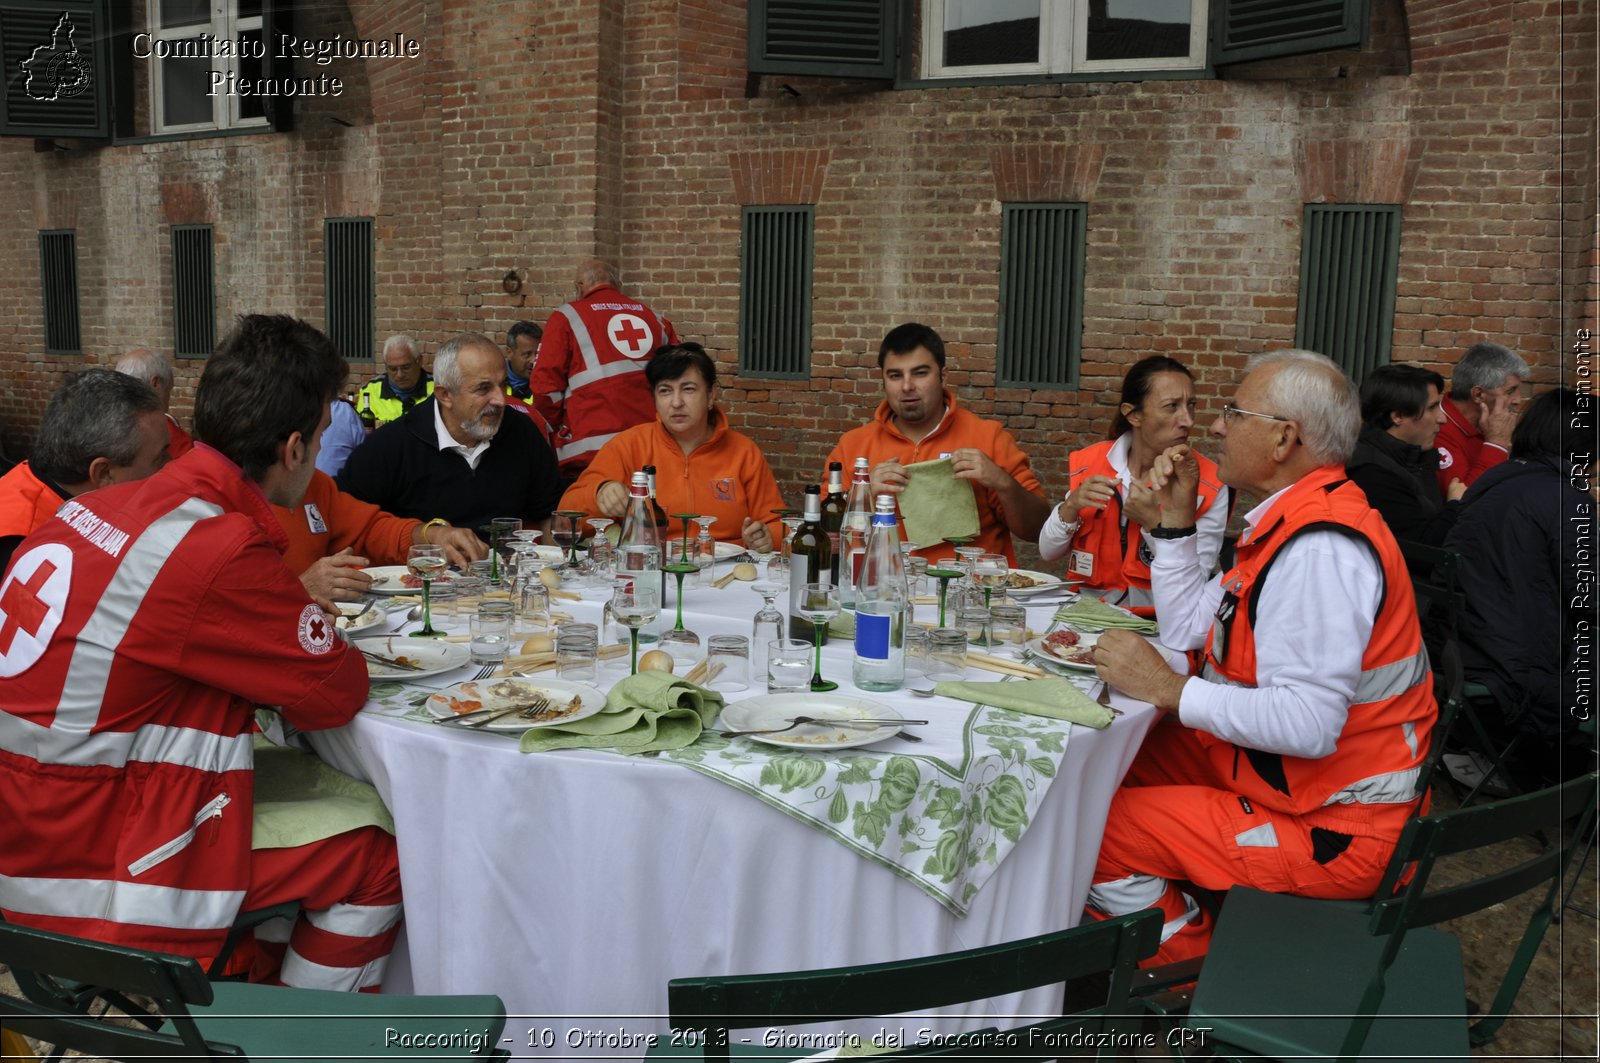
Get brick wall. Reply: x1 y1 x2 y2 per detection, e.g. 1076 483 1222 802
0 0 1591 529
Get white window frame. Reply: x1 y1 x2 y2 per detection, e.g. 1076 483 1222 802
922 0 1208 79
148 0 268 134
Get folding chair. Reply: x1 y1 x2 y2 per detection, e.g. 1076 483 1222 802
1178 771 1600 1061
651 909 1163 1060
0 918 510 1062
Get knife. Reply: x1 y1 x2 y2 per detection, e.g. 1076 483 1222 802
360 649 428 672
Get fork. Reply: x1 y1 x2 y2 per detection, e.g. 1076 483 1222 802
465 692 552 729
470 663 499 681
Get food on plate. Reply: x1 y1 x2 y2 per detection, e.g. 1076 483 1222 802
638 649 675 673
1041 629 1096 666
1004 572 1042 588
521 633 554 654
444 695 484 715
400 572 453 589
539 568 563 590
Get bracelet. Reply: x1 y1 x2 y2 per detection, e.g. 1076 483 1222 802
421 517 449 545
1148 524 1198 540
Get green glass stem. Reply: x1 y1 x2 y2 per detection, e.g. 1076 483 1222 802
809 624 837 691
673 571 687 631
936 576 952 627
414 578 438 637
629 628 641 675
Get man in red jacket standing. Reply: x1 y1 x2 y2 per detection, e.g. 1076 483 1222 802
532 258 678 477
0 314 400 992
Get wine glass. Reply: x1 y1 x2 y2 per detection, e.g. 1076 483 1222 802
587 517 615 577
695 515 719 582
750 579 786 675
769 508 800 576
553 511 588 570
486 517 522 583
971 553 1008 646
661 555 701 663
611 581 661 675
799 582 840 692
406 544 447 637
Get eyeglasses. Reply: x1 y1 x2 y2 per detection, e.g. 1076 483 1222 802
1220 404 1291 425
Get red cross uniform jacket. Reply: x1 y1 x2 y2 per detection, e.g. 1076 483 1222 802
532 285 678 474
1197 467 1436 826
0 445 368 959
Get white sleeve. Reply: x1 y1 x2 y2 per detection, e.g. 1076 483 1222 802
1136 483 1232 579
1148 533 1223 651
1177 529 1383 759
1037 504 1077 562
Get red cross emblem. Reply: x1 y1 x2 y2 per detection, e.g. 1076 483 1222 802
0 560 57 655
0 544 71 675
297 602 337 655
607 313 653 359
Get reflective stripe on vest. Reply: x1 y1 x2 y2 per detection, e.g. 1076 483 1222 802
0 870 244 931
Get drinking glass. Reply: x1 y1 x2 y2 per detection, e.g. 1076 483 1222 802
750 580 785 676
926 564 963 628
958 605 992 649
553 511 588 571
470 600 514 665
444 574 484 628
486 517 523 582
556 629 599 681
988 604 1028 654
904 625 930 678
766 638 813 693
770 509 801 575
611 581 661 675
515 559 550 633
671 514 701 565
405 544 447 637
587 518 615 577
695 515 719 582
974 552 1008 611
799 582 841 692
705 634 750 692
927 628 969 681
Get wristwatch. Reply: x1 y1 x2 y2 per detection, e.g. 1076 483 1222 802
1148 524 1198 540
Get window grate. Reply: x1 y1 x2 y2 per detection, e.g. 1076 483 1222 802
997 203 1086 389
38 229 80 354
171 225 215 358
1295 204 1401 383
739 206 813 379
324 217 374 362
749 0 897 78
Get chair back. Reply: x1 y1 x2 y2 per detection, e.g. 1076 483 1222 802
1351 771 1600 1055
667 909 1162 1060
1397 539 1464 650
1410 638 1465 807
0 919 245 1060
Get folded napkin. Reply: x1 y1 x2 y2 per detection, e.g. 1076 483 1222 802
1054 597 1159 634
933 677 1114 729
899 457 980 548
827 609 856 639
252 738 395 848
519 672 724 755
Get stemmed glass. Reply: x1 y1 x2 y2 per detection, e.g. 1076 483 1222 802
751 580 786 646
406 544 447 637
486 517 522 583
553 511 588 570
587 518 615 577
611 581 661 675
661 541 702 664
798 582 840 692
971 552 1009 646
769 508 800 576
695 515 718 582
926 564 963 628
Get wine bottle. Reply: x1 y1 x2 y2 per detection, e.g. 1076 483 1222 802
642 464 670 534
853 494 907 691
358 391 377 433
787 485 833 645
838 457 874 610
821 461 847 585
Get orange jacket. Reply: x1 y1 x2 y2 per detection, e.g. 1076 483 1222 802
1198 466 1435 824
272 470 419 574
559 412 784 543
1066 439 1224 592
825 391 1044 564
0 463 64 543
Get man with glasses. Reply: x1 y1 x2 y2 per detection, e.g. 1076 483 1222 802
1084 350 1437 968
358 334 435 426
1434 341 1529 493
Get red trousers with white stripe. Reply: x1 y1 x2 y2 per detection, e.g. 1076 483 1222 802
231 826 402 993
1087 718 1410 967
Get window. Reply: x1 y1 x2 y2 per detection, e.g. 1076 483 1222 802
997 203 1086 389
38 230 81 354
171 224 215 357
147 0 267 133
924 0 1206 79
324 217 373 362
1294 204 1401 383
739 206 813 379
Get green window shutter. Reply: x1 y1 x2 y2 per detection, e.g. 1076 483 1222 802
258 0 293 132
0 0 112 138
1210 0 1368 66
1294 204 1400 383
997 203 1086 390
749 0 897 79
171 225 215 358
324 217 374 362
739 206 813 379
38 229 80 354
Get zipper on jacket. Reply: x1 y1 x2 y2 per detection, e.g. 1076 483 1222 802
127 793 230 877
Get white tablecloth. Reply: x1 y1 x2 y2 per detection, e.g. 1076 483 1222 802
309 575 1157 1057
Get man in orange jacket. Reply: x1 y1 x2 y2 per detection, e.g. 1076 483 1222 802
0 370 171 575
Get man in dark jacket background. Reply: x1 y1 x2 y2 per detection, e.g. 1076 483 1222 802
1348 364 1464 554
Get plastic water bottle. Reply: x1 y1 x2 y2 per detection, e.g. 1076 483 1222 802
853 494 907 691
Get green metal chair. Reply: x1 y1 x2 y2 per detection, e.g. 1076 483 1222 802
651 909 1163 1060
0 918 510 1062
1178 771 1600 1061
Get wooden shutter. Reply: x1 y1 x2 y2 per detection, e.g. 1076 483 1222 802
1295 204 1401 383
324 218 374 362
997 203 1086 390
739 206 813 379
38 230 80 354
0 0 111 138
172 225 216 358
749 0 897 80
1210 0 1368 66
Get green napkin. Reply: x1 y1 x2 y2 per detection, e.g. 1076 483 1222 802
899 457 980 548
251 738 395 849
933 677 1114 729
519 671 724 755
1054 597 1159 634
828 609 856 639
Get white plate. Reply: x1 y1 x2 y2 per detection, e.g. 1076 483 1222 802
1003 569 1073 598
353 636 471 680
360 565 454 596
718 694 904 750
425 677 606 732
334 601 386 637
661 540 745 561
530 545 565 563
1027 631 1099 671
